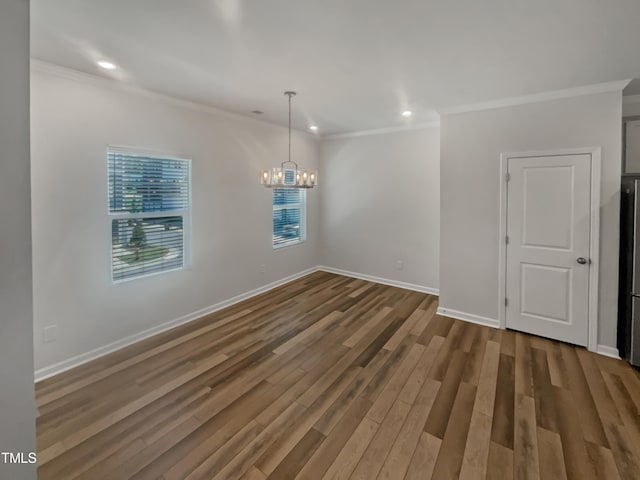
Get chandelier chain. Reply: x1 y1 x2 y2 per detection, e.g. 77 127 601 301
288 92 292 164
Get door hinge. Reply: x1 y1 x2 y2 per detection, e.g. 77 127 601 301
505 235 509 245
505 298 508 307
505 172 511 182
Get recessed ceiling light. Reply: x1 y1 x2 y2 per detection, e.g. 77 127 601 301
402 110 413 118
309 125 318 131
97 61 116 70
251 110 264 115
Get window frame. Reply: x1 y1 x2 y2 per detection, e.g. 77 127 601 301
272 170 307 250
107 146 192 283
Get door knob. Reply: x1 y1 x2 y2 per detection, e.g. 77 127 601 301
577 257 588 264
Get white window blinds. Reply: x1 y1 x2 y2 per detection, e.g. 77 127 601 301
108 150 190 282
273 186 306 248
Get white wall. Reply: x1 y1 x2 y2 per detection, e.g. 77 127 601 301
31 62 626 376
623 96 640 117
0 1 37 478
320 128 440 291
440 91 623 349
31 65 320 372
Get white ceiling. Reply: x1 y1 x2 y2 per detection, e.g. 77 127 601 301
32 0 640 135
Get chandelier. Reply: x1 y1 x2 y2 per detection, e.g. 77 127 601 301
260 91 317 188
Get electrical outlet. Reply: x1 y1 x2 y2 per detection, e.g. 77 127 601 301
43 325 57 343
260 264 266 274
396 260 404 270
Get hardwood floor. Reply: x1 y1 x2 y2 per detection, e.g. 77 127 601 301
35 271 640 479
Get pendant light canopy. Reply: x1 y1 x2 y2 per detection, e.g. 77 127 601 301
260 91 317 188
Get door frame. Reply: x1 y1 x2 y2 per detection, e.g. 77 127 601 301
498 147 601 351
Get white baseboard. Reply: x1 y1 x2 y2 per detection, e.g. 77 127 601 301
436 306 500 329
34 266 320 382
35 264 620 382
434 304 623 360
318 266 439 296
596 345 620 359
437 309 622 359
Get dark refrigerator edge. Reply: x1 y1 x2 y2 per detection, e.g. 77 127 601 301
618 175 640 365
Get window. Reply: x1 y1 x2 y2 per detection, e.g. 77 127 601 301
108 148 191 282
273 171 306 248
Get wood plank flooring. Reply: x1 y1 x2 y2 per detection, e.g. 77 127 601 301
35 271 640 479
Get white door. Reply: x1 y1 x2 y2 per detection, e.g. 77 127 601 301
505 154 591 346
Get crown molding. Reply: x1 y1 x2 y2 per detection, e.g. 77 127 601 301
32 59 629 138
322 121 441 140
624 94 640 105
30 59 319 139
439 79 631 116
33 59 440 141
